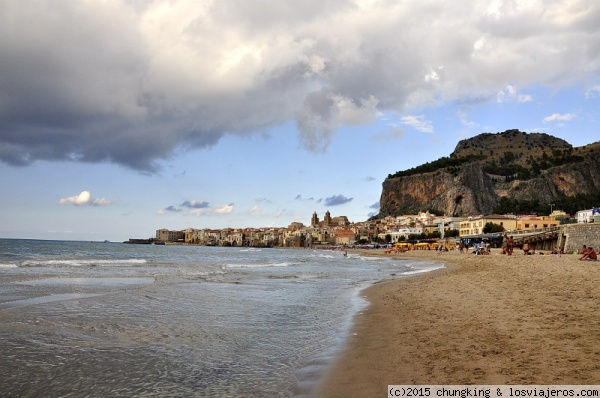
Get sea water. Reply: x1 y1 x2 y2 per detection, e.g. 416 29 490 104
0 239 443 397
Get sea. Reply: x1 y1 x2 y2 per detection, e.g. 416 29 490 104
0 239 443 397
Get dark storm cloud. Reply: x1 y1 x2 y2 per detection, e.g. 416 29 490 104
1 0 598 171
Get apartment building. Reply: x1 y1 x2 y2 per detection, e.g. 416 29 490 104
515 215 560 230
459 215 517 237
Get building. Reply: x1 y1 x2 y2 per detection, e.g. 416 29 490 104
515 215 560 231
378 226 423 242
576 208 600 223
311 211 350 228
331 229 355 245
432 217 467 237
459 215 517 237
156 228 185 242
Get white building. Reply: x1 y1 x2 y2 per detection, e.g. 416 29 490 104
378 226 424 242
432 217 467 237
576 209 599 223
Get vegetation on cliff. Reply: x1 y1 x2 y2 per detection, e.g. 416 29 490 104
493 191 600 216
388 130 584 181
387 154 485 179
379 130 600 217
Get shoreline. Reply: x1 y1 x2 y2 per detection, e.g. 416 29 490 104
317 249 600 397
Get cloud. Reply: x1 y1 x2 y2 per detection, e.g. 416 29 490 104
156 205 182 215
324 194 353 206
543 113 576 123
181 200 210 209
295 194 314 201
400 115 434 133
364 176 376 182
1 1 599 170
369 201 380 210
59 191 111 206
586 85 600 99
497 85 533 103
164 200 234 217
214 203 234 214
156 199 209 214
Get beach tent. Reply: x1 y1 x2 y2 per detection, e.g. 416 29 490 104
393 242 412 252
414 242 431 250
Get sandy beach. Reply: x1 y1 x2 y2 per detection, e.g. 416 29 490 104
318 249 600 397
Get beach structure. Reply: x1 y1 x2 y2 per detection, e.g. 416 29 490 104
558 223 600 253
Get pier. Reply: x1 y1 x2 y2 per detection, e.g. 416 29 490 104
462 223 600 254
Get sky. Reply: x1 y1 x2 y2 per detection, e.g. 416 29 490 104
1 0 599 242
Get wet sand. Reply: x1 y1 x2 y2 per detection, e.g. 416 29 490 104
318 249 600 397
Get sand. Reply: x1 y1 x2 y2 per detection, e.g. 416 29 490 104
317 249 600 397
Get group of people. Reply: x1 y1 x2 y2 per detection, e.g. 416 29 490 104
579 245 598 261
500 236 598 260
500 234 515 255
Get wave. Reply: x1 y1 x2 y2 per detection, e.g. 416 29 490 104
21 259 148 267
0 263 18 268
400 268 443 276
225 262 290 269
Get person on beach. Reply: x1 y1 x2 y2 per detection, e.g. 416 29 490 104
506 236 515 255
579 246 597 261
522 242 530 255
552 247 562 257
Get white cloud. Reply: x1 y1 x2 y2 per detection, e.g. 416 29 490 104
59 191 111 206
400 115 434 133
189 208 210 217
497 85 533 103
214 203 234 214
543 113 576 123
158 201 234 216
457 110 479 129
585 85 600 99
424 68 440 82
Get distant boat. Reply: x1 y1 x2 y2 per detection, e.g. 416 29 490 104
103 240 110 243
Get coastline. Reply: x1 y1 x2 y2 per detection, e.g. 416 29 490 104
317 249 600 397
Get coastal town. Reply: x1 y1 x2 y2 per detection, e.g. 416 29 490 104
137 208 600 250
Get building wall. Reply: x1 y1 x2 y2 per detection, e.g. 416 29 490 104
516 217 560 230
558 224 600 254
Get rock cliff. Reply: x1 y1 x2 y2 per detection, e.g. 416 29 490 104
379 130 600 217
